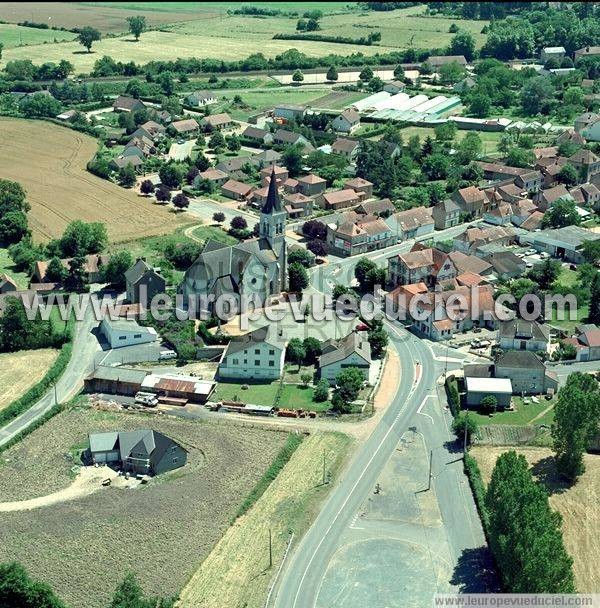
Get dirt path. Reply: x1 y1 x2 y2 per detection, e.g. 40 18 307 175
0 467 123 512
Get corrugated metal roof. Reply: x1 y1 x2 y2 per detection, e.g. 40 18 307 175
466 377 512 394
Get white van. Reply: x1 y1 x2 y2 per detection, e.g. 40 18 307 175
159 349 177 360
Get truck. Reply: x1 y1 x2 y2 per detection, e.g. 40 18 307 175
134 392 159 407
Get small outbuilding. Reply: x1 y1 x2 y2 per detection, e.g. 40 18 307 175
465 377 512 409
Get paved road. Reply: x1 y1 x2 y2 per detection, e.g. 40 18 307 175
0 304 99 448
273 238 494 608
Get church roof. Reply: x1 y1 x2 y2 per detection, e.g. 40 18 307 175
262 168 283 214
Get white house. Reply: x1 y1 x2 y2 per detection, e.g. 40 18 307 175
331 108 360 134
540 46 566 63
498 319 551 353
100 318 158 349
185 90 218 107
581 119 600 142
318 332 372 384
217 326 285 381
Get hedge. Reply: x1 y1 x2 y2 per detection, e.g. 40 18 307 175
463 452 490 533
445 374 460 417
0 341 73 428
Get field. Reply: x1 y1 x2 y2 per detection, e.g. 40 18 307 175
469 396 556 427
0 23 76 47
0 406 289 608
0 247 29 289
0 349 59 411
179 431 351 608
471 446 600 593
0 118 188 243
0 5 488 73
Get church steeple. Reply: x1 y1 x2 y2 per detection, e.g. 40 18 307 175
262 167 283 214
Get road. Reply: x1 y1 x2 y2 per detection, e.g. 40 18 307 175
0 303 99 449
273 240 494 608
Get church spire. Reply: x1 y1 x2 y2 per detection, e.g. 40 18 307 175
262 167 283 214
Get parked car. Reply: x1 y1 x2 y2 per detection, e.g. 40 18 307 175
523 248 537 256
539 252 550 259
159 349 177 360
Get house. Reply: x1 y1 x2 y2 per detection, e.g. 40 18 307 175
483 202 512 226
453 186 488 217
112 95 145 113
218 325 285 380
260 165 288 187
139 120 165 139
520 211 545 232
453 77 476 93
180 170 287 306
484 251 526 279
426 55 468 69
568 149 600 182
216 156 251 175
194 168 229 188
432 199 461 230
519 225 600 263
221 179 254 201
539 159 567 188
326 213 393 257
515 170 543 193
574 112 600 134
56 109 79 122
498 319 551 353
296 173 326 196
540 46 566 63
447 251 492 277
201 112 234 130
84 365 148 397
557 129 586 146
387 206 434 241
475 161 528 182
465 377 513 409
569 183 600 208
251 149 281 169
110 155 143 172
356 198 395 217
510 198 538 225
32 254 109 284
283 192 314 218
344 177 373 198
320 189 361 211
100 318 158 349
0 274 17 294
562 324 600 362
185 90 217 107
272 129 314 152
331 109 360 134
251 186 270 208
168 118 199 137
242 126 274 145
331 137 359 160
534 184 572 211
388 246 456 288
574 46 600 61
125 258 166 305
273 104 306 122
453 225 515 255
121 144 146 160
87 430 187 475
319 331 372 384
581 119 600 142
383 80 406 94
494 350 558 395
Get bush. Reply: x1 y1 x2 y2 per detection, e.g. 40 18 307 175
313 379 329 402
464 453 490 530
445 375 460 416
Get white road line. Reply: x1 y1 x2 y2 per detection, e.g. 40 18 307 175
291 354 423 608
417 395 435 424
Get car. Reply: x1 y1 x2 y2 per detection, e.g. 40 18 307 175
515 252 525 258
177 139 186 145
525 262 533 268
159 349 177 360
539 252 550 259
524 248 537 256
569 263 578 271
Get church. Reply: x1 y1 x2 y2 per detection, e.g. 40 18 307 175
179 168 287 309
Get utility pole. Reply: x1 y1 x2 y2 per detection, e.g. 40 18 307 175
322 449 326 485
463 413 469 454
54 382 58 406
427 449 433 491
268 528 273 569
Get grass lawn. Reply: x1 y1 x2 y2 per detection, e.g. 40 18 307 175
549 303 588 333
468 396 556 427
555 266 579 288
188 224 236 245
0 247 29 290
0 23 76 47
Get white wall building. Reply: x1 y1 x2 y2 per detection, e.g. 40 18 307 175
100 318 158 349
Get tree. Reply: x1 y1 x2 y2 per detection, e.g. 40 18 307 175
314 379 329 402
521 76 554 116
485 450 575 593
118 164 137 188
286 338 306 369
552 373 600 481
230 216 247 231
157 71 175 96
282 145 303 177
581 240 600 264
480 395 498 414
542 198 581 229
307 239 327 257
468 92 491 118
393 64 404 80
449 31 475 62
65 253 88 292
368 327 388 359
155 186 171 204
172 192 189 211
0 211 29 246
452 412 477 445
140 179 154 196
335 367 364 403
213 212 225 223
126 15 146 41
300 372 312 387
527 258 561 290
505 147 534 168
0 562 65 608
158 164 184 189
589 272 600 325
354 257 378 292
227 135 241 152
77 26 101 53
53 220 107 257
288 261 309 293
326 65 338 82
359 66 374 82
367 76 384 92
292 69 304 83
288 248 314 268
20 93 62 118
303 336 322 366
102 250 133 288
111 572 173 608
45 256 67 284
209 131 225 151
302 220 326 241
434 121 457 142
421 153 450 180
556 164 579 187
438 61 467 85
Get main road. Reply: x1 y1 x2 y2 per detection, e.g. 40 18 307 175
273 237 493 608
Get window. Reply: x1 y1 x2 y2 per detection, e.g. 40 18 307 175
255 349 260 355
171 446 177 453
172 457 178 464
255 360 260 366
134 334 142 339
269 349 275 356
269 361 274 367
232 358 239 365
119 336 126 340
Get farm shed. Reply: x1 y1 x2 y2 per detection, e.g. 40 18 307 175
141 373 216 404
84 366 148 396
465 377 512 409
100 318 158 349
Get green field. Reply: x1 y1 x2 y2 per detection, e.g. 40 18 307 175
469 396 556 427
0 23 77 48
2 5 488 73
0 247 28 290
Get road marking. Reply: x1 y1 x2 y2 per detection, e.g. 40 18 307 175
417 395 434 424
349 512 364 530
291 352 424 608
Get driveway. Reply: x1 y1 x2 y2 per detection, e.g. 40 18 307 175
168 140 194 161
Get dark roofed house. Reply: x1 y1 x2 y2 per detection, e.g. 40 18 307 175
87 429 187 475
332 108 360 133
251 149 282 170
110 155 143 172
320 188 362 211
113 95 146 113
168 118 199 136
0 274 18 294
344 177 373 198
494 350 557 395
185 90 217 107
432 199 461 230
273 129 314 152
296 173 327 196
498 319 550 352
427 55 468 68
318 331 372 384
125 258 166 305
331 137 359 160
242 126 274 146
221 179 254 201
201 112 234 130
356 198 395 217
484 250 526 279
